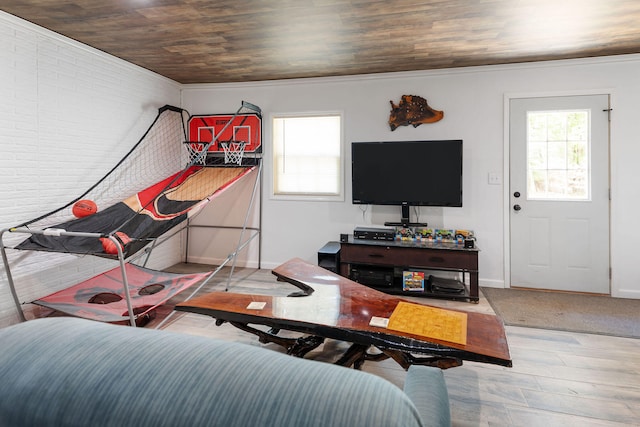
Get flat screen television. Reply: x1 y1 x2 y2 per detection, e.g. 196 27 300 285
351 140 463 226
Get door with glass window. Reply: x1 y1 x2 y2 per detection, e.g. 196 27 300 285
510 95 610 293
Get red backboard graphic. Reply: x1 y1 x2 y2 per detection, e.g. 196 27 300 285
188 113 262 153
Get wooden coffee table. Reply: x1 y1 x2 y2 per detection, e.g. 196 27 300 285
176 258 512 370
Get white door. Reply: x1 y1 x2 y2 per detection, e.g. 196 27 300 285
510 95 610 294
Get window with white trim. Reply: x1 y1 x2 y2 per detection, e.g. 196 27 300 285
272 113 343 200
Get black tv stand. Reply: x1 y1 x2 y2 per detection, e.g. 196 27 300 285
384 203 427 228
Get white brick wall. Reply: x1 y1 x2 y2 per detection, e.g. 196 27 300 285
0 12 183 326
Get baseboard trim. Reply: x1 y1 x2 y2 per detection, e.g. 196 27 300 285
479 278 505 289
185 256 260 269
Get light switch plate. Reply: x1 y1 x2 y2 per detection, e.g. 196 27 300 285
488 172 502 185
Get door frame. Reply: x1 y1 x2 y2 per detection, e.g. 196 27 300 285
502 89 613 289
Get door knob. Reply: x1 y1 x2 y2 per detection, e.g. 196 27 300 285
513 204 521 211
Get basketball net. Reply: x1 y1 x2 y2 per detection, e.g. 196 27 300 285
220 141 246 165
185 142 208 165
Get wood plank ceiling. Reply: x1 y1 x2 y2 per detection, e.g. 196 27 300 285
3 0 640 84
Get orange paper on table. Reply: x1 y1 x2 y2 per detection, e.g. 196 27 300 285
387 301 468 345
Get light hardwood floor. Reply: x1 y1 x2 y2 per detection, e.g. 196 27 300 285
153 264 640 426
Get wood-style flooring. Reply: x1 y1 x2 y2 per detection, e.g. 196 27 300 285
151 264 640 426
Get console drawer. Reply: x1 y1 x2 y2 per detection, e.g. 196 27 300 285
340 243 477 271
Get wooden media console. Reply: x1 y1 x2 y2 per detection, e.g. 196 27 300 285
339 236 480 303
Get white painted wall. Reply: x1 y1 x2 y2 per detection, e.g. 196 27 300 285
182 54 640 300
0 12 182 326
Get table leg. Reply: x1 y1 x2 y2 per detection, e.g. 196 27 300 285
227 321 324 357
380 349 463 370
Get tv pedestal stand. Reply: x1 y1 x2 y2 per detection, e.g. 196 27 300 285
384 203 428 228
384 222 429 227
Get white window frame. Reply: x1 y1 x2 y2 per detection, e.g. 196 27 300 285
270 111 344 202
526 109 591 202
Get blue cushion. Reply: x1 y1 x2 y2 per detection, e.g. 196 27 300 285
0 318 430 427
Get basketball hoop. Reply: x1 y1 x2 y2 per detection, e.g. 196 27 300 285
220 141 246 165
184 141 208 165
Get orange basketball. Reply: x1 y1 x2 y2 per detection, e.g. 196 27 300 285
100 232 131 255
72 199 98 218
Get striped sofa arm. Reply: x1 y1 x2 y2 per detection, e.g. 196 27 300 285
403 366 451 427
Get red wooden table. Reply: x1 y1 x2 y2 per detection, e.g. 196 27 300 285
176 258 512 370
